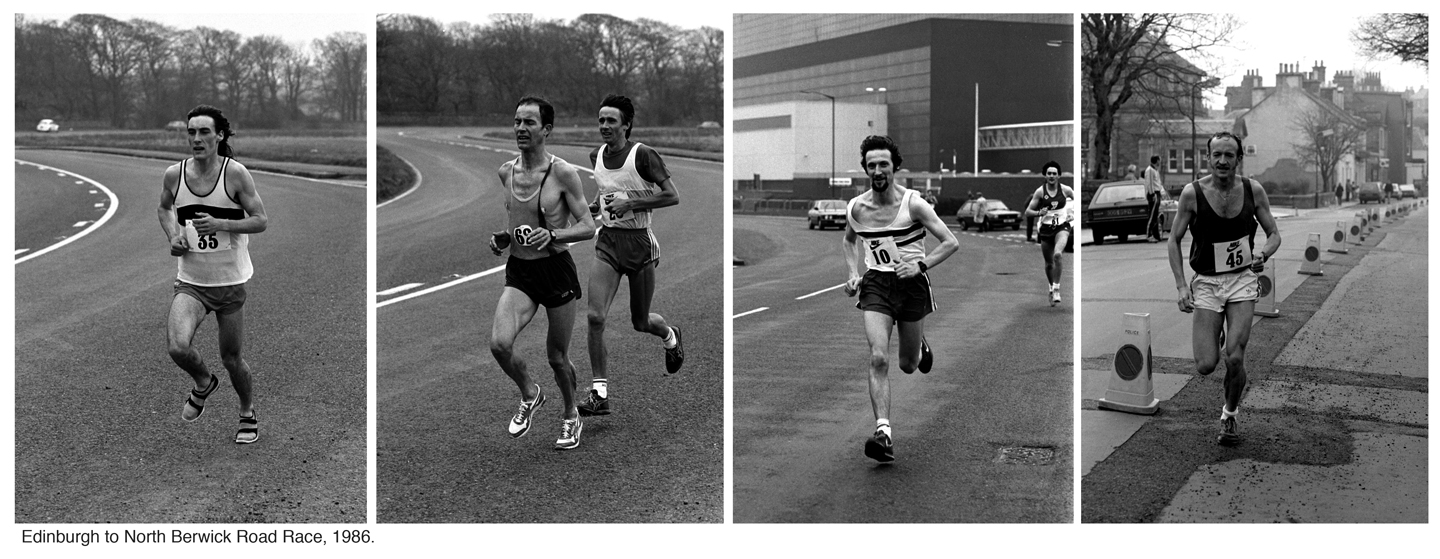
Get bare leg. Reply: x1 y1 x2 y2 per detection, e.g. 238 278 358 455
491 287 542 401
1040 237 1057 284
215 308 253 415
167 294 214 390
895 319 924 374
861 311 896 421
1221 300 1256 411
586 261 624 384
1192 308 1225 376
545 300 579 419
1050 229 1069 283
627 263 671 338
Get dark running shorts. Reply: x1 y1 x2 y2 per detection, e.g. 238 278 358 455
1039 222 1073 239
595 226 660 276
174 280 247 315
855 269 934 322
505 251 581 308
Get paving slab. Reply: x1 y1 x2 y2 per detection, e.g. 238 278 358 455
1080 369 1191 475
1244 380 1427 426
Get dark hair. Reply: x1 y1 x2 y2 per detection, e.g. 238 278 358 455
1150 155 1160 165
859 135 903 168
186 104 234 158
1206 131 1245 158
516 96 555 128
599 94 635 138
1042 161 1062 175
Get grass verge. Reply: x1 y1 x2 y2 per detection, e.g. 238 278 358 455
377 145 417 203
17 129 365 168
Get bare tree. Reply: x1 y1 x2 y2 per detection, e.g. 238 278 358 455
66 14 141 127
1352 13 1428 67
1082 13 1238 180
1291 107 1366 196
314 32 367 122
279 42 312 119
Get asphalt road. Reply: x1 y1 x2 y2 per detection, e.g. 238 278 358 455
732 214 1072 522
375 128 723 523
13 150 367 523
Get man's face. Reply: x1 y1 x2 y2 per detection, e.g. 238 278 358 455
187 115 220 160
1044 166 1060 186
598 107 627 145
514 104 548 149
864 149 894 191
1209 137 1241 179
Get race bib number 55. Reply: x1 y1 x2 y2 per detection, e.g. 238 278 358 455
1212 239 1252 273
865 237 900 270
184 223 231 253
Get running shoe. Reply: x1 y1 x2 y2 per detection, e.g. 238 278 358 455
864 429 895 463
1050 286 1061 306
577 389 611 416
917 337 933 374
507 388 546 438
664 326 685 374
555 417 584 450
1218 416 1240 446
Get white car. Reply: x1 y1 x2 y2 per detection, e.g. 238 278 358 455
1398 184 1417 198
36 119 59 132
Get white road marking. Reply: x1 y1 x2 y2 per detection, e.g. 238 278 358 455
377 283 425 296
74 180 84 184
377 149 424 208
377 265 506 308
93 203 104 207
15 249 30 255
796 283 846 300
732 307 770 319
72 221 89 227
16 160 119 265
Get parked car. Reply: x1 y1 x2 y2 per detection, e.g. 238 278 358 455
697 121 720 129
1357 182 1383 203
807 199 848 230
36 119 59 132
1398 183 1417 198
1084 179 1155 244
166 120 187 132
956 199 1021 231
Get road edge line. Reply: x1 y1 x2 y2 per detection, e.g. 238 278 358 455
15 160 119 265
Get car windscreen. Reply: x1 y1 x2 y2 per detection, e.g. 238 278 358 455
816 200 845 210
984 200 1009 211
1092 184 1145 205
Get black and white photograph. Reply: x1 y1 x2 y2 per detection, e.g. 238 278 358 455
13 13 369 522
1079 13 1428 522
375 12 725 522
731 14 1075 522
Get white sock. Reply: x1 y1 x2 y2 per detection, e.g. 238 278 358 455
662 327 677 349
876 419 891 437
1220 406 1238 420
593 379 608 399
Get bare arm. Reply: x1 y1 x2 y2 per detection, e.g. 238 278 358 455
1023 187 1045 217
544 162 597 246
157 165 187 255
191 163 268 235
1167 184 1198 312
1250 180 1282 267
611 176 679 215
842 209 865 296
896 195 959 279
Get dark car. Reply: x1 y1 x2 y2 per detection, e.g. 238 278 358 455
807 199 848 230
1084 180 1154 244
956 199 1021 231
1357 182 1383 203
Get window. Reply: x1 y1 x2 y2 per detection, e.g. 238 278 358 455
1167 149 1179 173
1183 149 1195 173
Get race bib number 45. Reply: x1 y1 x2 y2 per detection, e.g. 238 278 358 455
865 237 900 270
1212 239 1252 272
184 223 231 253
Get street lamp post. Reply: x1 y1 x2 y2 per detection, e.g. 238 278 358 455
800 90 836 195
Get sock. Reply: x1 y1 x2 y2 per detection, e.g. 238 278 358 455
593 379 608 399
875 419 891 437
662 327 677 349
1220 405 1238 420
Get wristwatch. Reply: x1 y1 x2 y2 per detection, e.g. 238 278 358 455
918 261 929 273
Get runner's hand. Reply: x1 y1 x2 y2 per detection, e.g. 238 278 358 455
490 231 510 256
191 212 222 235
170 234 189 256
843 276 860 297
528 228 554 251
1250 253 1266 273
589 201 600 216
1177 285 1195 313
895 260 921 279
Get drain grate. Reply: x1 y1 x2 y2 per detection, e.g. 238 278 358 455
996 446 1056 466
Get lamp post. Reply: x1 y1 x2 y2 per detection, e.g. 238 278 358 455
800 90 836 194
1189 76 1221 183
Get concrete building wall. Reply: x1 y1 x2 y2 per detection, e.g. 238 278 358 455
734 101 887 180
1240 87 1318 192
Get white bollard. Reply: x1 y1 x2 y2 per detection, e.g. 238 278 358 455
1099 313 1160 415
1328 221 1348 254
1255 260 1280 318
1351 212 1366 243
1298 232 1324 276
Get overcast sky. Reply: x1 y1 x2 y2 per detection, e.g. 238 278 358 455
25 13 371 46
415 12 726 32
1204 12 1428 108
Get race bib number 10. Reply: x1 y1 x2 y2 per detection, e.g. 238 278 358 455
866 237 900 269
1212 239 1252 273
184 223 231 253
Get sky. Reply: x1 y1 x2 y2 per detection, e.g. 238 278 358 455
25 13 372 46
1202 12 1429 109
418 11 727 32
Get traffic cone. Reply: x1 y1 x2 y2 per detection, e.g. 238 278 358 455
1299 232 1324 276
1255 261 1280 318
1371 207 1381 228
1099 313 1160 415
1351 213 1365 243
1328 221 1348 254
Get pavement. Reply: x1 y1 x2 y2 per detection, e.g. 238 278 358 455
1081 198 1427 522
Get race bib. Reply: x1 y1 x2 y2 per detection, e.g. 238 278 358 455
513 224 536 246
864 237 900 270
184 222 231 253
1212 239 1252 273
1040 208 1071 227
599 191 631 226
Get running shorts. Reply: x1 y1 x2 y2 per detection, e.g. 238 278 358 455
855 269 934 322
1038 222 1073 239
174 280 247 315
505 251 582 308
595 226 659 276
1190 268 1259 313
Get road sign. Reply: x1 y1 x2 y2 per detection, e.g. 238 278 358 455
828 177 852 187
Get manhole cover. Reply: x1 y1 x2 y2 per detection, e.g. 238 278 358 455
996 446 1056 466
